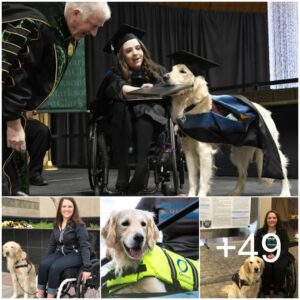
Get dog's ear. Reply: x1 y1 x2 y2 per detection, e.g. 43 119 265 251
15 243 22 258
193 76 208 99
101 212 118 248
2 245 7 257
21 251 27 260
243 260 251 274
146 213 159 250
260 257 265 271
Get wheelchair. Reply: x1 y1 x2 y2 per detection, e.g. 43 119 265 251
258 252 297 298
284 252 297 298
87 99 185 196
56 258 100 298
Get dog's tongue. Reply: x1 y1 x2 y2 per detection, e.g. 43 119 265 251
129 248 143 260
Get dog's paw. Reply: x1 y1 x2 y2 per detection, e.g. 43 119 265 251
227 190 241 196
259 178 274 186
280 191 291 197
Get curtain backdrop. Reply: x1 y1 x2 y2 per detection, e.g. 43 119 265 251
268 2 298 88
52 2 270 168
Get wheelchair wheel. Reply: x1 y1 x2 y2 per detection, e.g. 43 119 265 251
169 120 179 194
88 120 109 195
284 253 296 298
75 260 100 298
88 121 96 190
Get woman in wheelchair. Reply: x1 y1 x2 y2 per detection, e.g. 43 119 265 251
102 24 168 194
37 197 92 298
255 210 289 298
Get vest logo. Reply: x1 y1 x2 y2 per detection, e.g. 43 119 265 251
176 258 192 280
177 259 188 273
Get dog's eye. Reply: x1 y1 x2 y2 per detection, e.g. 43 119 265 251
121 220 130 226
180 69 187 74
250 261 253 264
141 221 146 227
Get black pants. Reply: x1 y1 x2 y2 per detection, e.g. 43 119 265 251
26 119 51 179
111 109 162 177
2 119 50 195
38 252 82 295
262 257 288 294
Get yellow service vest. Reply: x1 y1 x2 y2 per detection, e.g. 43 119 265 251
102 245 199 295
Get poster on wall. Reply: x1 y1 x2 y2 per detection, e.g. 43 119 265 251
200 197 251 229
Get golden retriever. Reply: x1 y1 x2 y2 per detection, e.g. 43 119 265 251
164 64 290 197
3 241 37 298
101 209 167 293
222 256 265 298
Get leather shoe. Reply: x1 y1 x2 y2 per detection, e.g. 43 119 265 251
30 175 48 186
15 191 29 196
127 167 149 194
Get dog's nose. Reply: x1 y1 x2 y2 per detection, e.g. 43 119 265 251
6 252 9 256
133 233 144 244
163 73 170 82
254 267 259 272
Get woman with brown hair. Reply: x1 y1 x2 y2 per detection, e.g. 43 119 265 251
255 210 289 298
103 24 168 194
37 197 91 298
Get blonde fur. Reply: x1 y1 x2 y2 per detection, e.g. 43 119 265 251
222 256 265 298
3 241 37 298
165 64 290 197
101 209 166 293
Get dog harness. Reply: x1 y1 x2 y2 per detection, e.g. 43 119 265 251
232 272 260 289
101 245 199 295
15 258 33 274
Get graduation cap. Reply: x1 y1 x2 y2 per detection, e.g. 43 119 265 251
103 24 146 54
167 50 219 76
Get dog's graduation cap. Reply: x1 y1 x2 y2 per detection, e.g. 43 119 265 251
103 24 146 54
167 50 219 76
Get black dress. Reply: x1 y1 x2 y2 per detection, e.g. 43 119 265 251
103 65 168 192
255 227 289 294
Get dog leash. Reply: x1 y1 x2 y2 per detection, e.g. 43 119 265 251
14 259 37 296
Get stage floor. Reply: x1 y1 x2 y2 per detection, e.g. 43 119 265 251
29 168 298 197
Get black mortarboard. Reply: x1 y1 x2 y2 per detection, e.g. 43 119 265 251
167 50 219 76
103 24 146 54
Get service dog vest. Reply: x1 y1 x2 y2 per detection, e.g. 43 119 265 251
102 245 199 294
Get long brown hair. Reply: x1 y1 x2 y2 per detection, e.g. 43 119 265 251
54 197 84 228
262 210 284 232
117 39 162 83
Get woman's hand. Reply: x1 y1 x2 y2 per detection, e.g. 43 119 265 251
82 271 91 284
267 253 275 259
141 83 153 88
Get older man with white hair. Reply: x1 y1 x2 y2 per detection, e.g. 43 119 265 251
2 2 111 195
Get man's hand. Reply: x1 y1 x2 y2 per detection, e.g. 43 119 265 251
6 119 26 152
81 271 91 284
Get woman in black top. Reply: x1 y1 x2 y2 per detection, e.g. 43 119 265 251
37 197 91 298
103 24 167 194
254 210 289 298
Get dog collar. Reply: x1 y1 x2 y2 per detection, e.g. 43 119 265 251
183 102 198 113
